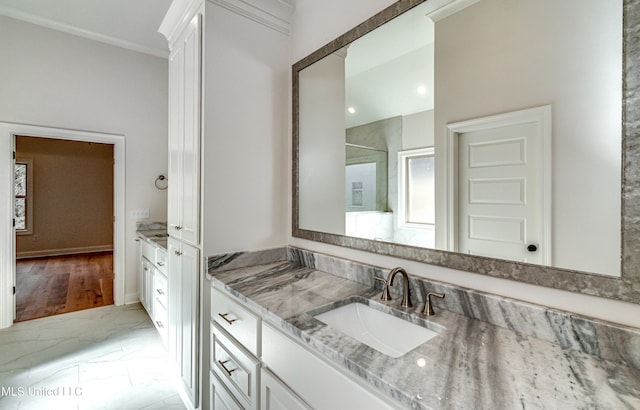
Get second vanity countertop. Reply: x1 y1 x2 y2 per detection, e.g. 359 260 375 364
208 258 640 409
136 222 168 251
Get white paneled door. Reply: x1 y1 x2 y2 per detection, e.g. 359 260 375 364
452 107 551 265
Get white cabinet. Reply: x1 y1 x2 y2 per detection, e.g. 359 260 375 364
162 2 203 408
210 372 243 410
167 11 201 248
260 369 311 410
211 322 260 409
210 284 397 410
137 238 169 347
168 237 200 408
262 322 397 410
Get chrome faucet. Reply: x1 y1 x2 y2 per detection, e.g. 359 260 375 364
387 267 412 308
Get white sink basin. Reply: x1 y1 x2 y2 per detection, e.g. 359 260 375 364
313 303 438 358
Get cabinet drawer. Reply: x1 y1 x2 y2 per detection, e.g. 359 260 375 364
212 322 259 409
210 371 243 410
211 286 260 355
155 248 168 275
140 239 156 262
153 271 168 308
153 301 168 347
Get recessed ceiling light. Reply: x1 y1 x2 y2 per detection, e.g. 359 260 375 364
347 106 356 114
416 85 427 95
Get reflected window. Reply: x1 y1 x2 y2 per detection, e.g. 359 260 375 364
399 148 435 227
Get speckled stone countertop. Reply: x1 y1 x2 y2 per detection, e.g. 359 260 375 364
136 222 168 250
207 248 640 410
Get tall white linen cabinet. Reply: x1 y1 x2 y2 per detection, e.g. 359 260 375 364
159 0 292 408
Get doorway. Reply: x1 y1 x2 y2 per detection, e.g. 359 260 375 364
14 136 115 321
0 122 126 329
445 106 552 265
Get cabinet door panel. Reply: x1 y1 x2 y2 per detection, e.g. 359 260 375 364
168 238 200 408
167 12 201 246
180 12 201 246
261 368 311 410
168 42 184 237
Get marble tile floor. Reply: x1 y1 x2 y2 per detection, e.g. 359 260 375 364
0 303 185 410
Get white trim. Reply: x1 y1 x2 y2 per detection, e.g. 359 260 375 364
0 5 169 59
424 0 481 22
124 292 141 305
16 245 113 260
444 105 552 264
159 0 203 47
207 0 294 35
0 122 126 329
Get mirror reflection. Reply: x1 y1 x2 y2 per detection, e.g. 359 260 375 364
297 0 622 276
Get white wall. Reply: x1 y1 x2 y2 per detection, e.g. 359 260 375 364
202 3 289 255
288 0 640 328
0 16 168 303
298 53 346 235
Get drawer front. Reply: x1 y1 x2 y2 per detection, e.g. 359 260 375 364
212 323 259 409
153 271 168 308
155 248 168 275
211 371 243 410
153 300 168 347
211 286 260 355
140 239 156 262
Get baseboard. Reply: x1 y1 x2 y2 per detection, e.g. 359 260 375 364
16 245 113 259
124 292 141 305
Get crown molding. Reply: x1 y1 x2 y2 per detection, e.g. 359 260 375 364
207 0 294 35
423 0 480 22
158 0 203 47
0 5 169 59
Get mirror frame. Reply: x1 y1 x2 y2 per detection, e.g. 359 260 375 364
292 0 640 304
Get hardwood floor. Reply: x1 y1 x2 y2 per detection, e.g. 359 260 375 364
15 252 114 322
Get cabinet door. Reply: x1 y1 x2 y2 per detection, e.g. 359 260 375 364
167 12 201 247
136 240 144 305
261 368 311 410
168 237 200 408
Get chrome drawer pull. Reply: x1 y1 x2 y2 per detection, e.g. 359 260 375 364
174 250 182 256
156 289 165 295
218 360 237 376
218 313 237 325
157 261 165 266
155 320 164 329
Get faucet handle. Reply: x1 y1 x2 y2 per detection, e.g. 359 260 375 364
373 276 391 301
423 292 445 316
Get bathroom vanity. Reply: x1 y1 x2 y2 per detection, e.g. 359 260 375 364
136 222 169 346
207 247 640 409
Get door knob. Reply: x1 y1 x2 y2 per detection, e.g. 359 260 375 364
527 244 538 252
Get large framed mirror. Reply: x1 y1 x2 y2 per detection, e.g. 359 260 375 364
293 0 640 303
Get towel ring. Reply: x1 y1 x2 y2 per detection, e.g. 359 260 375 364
155 175 168 190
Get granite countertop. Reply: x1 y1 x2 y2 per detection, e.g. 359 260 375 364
136 222 168 250
208 258 640 409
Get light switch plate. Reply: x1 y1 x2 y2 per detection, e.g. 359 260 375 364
129 209 150 219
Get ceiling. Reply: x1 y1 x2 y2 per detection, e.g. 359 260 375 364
344 2 435 128
0 0 174 58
